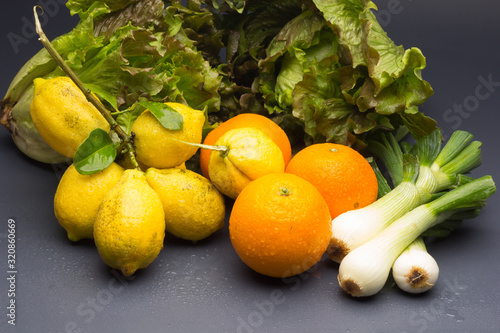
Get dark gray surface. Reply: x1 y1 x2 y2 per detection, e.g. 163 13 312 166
1 1 499 332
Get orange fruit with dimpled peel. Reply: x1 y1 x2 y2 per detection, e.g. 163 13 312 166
285 143 378 219
229 173 332 278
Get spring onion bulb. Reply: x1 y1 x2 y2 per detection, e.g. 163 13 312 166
392 237 439 293
328 130 483 263
338 176 495 297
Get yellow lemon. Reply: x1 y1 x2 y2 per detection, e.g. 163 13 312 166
94 169 165 276
54 163 124 242
30 76 110 158
208 127 285 199
131 102 205 169
116 152 186 171
145 168 225 242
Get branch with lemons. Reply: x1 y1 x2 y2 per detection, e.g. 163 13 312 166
30 7 229 276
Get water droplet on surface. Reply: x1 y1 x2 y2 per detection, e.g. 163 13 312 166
445 309 465 322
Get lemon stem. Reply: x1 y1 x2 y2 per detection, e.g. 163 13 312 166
33 6 140 170
172 139 229 157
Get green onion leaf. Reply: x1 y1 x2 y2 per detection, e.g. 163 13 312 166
427 175 495 215
402 153 420 184
411 128 442 167
433 130 474 168
441 141 482 176
421 220 462 238
368 158 392 198
74 129 117 175
368 133 403 187
454 174 476 187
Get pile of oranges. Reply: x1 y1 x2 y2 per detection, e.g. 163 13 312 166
202 113 378 279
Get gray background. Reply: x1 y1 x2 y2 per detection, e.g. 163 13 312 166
1 1 499 332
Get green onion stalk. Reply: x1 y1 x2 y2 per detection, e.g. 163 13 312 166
337 175 495 297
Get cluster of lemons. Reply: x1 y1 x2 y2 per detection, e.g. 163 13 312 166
30 77 226 276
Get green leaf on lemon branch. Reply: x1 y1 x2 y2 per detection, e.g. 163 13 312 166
116 103 146 135
84 83 119 110
74 128 117 175
138 99 183 131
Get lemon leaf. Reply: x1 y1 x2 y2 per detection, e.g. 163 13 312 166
116 103 146 135
138 100 183 131
74 129 117 175
84 83 118 110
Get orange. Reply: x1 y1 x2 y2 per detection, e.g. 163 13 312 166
285 143 378 219
229 173 332 278
200 113 292 179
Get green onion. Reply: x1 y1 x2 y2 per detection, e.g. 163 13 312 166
328 129 484 263
337 176 496 297
392 237 439 294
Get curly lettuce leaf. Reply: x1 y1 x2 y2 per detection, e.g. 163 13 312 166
92 0 167 39
61 0 222 113
224 0 303 82
274 35 338 110
312 0 426 96
258 11 334 112
292 56 377 145
312 0 434 136
209 0 246 14
66 0 113 20
173 1 225 66
310 0 373 68
67 0 139 16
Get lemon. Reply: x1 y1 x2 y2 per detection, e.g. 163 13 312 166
54 163 124 242
131 102 205 169
145 168 225 242
116 152 186 171
94 169 165 276
208 127 285 199
30 76 110 158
